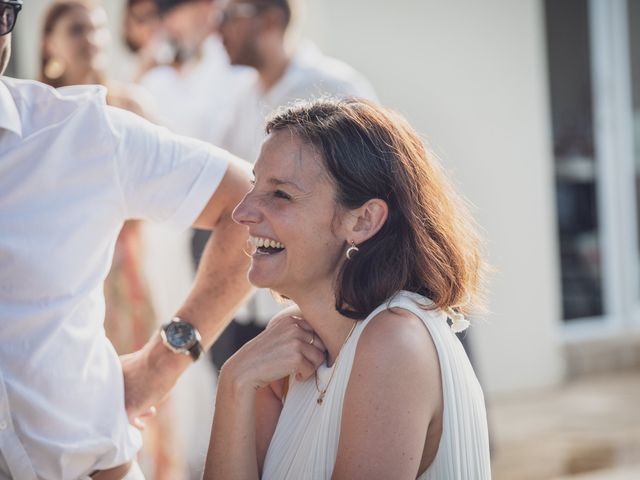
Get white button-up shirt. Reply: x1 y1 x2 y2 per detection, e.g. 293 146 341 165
0 77 230 480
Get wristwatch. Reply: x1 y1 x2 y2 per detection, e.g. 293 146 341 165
160 317 203 361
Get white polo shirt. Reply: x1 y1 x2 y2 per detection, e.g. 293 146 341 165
0 77 230 480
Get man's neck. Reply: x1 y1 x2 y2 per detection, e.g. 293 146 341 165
257 46 291 93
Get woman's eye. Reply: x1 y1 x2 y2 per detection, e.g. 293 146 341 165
274 190 292 200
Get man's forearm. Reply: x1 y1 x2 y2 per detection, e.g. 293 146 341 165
176 214 253 348
143 212 253 378
123 158 253 422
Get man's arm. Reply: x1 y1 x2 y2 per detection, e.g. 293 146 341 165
122 157 254 426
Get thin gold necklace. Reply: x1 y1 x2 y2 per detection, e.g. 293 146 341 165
314 321 358 405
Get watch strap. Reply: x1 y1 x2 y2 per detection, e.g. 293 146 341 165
188 341 203 361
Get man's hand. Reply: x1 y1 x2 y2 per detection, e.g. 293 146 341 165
121 334 191 430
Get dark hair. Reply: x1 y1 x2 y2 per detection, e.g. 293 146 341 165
253 0 292 28
266 98 487 319
155 0 206 15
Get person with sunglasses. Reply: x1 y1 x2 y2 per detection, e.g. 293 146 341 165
0 0 20 32
0 0 21 71
0 2 270 478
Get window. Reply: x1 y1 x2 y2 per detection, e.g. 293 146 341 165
545 0 604 320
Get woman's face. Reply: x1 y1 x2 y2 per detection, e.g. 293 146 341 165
46 5 110 75
232 131 349 298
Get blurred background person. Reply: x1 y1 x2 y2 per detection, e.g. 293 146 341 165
216 0 376 161
137 0 255 395
202 0 377 371
40 0 151 114
39 1 185 478
122 0 170 82
129 2 254 476
138 0 251 141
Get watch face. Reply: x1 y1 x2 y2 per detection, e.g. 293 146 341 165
166 321 196 349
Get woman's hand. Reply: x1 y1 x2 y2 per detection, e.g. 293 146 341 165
221 312 326 393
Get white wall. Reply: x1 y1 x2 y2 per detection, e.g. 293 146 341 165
12 0 566 396
302 0 565 396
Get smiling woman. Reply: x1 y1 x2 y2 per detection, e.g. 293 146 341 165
205 98 491 480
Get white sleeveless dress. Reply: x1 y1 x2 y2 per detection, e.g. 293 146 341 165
261 291 491 479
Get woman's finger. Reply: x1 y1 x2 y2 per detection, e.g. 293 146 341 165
266 305 302 330
307 332 326 353
299 342 327 371
292 323 327 353
292 355 318 382
292 317 313 332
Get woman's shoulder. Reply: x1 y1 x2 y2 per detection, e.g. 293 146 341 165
336 302 443 476
357 306 439 371
347 305 442 408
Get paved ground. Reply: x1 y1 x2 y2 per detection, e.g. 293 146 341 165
490 370 640 479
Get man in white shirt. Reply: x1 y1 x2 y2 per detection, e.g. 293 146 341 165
0 6 253 479
141 0 252 142
216 0 376 162
206 0 376 362
140 0 253 333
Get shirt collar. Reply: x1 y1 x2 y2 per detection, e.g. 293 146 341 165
0 78 23 137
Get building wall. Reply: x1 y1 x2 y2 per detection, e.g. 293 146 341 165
303 0 565 396
11 0 566 396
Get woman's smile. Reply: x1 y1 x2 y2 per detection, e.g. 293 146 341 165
249 235 286 256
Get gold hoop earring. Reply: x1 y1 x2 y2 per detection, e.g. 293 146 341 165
44 58 65 80
345 241 359 260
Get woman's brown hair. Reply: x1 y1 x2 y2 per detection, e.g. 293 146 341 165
266 98 487 319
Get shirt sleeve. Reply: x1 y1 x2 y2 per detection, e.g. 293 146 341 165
105 105 230 232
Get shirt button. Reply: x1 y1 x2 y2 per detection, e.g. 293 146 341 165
0 420 7 430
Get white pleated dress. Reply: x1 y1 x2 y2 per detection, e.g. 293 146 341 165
261 291 491 479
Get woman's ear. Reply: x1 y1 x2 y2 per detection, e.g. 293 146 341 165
349 198 388 244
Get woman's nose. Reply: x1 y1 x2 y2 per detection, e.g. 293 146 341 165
232 192 261 226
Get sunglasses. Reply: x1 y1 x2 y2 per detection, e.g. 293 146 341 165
0 1 22 37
